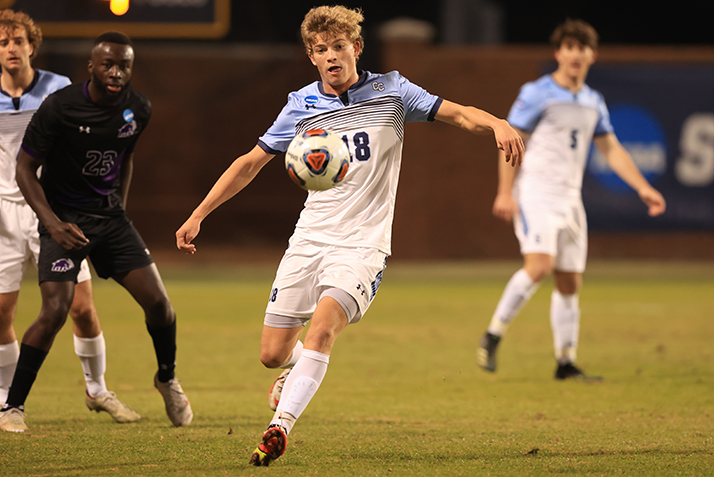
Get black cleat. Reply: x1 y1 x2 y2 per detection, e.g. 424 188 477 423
477 332 501 372
555 362 603 382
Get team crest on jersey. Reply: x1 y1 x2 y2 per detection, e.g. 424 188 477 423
51 258 75 273
118 119 138 138
123 109 135 122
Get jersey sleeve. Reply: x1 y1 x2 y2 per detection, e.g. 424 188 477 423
593 92 614 136
257 93 302 155
20 93 62 159
506 82 544 132
395 73 442 123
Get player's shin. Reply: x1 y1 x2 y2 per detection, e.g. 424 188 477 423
2 343 48 410
270 349 329 434
146 321 177 382
550 290 580 363
0 341 20 403
74 332 108 397
488 268 540 336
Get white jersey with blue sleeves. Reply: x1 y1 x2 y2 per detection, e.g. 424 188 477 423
259 71 441 255
0 69 71 201
509 74 613 201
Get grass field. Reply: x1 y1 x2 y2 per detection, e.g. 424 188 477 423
1 260 713 476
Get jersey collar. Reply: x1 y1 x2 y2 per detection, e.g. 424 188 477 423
0 70 39 110
317 70 369 101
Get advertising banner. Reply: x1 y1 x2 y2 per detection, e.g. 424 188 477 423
583 65 714 231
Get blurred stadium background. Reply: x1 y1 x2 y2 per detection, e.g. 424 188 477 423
4 0 714 263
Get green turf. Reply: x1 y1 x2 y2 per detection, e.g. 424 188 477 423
2 260 713 476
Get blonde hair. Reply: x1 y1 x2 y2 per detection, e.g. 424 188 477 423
300 5 364 57
0 10 42 59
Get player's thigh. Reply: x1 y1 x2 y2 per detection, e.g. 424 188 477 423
90 216 154 280
265 237 323 320
114 263 171 313
317 245 387 324
514 202 562 257
554 204 587 274
0 199 35 294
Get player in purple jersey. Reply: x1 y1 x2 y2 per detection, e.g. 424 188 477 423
176 5 524 466
477 19 666 380
0 31 192 433
0 10 138 432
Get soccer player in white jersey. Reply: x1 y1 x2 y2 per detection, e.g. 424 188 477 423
176 5 524 466
476 19 666 380
0 10 138 431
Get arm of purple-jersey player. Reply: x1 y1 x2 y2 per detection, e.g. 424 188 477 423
176 145 275 254
16 149 89 250
593 133 666 217
434 99 525 167
119 152 134 210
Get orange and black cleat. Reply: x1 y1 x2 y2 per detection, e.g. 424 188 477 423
249 425 288 466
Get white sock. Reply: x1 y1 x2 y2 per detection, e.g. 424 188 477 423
487 268 540 336
550 291 580 364
281 340 303 369
271 349 329 434
0 341 20 404
74 333 108 398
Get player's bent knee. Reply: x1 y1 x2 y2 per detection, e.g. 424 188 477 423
37 309 69 333
259 352 287 369
144 299 175 327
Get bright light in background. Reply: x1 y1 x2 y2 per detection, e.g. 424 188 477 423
108 0 130 16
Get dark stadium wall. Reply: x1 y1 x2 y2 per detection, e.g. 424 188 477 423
34 42 714 260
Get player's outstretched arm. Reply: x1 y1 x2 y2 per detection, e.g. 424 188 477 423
176 145 275 254
594 133 666 217
492 128 529 222
434 100 525 166
492 151 519 222
16 149 89 250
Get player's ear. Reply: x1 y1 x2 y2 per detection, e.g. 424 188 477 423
353 41 361 59
87 59 93 73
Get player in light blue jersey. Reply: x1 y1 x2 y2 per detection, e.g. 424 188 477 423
0 10 138 432
176 4 524 466
477 19 666 380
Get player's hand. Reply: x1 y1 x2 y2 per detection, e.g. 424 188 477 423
176 218 201 254
494 120 525 167
639 186 666 217
47 221 89 251
492 192 517 222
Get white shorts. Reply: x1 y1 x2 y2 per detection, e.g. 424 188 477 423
514 198 588 273
0 198 91 293
264 236 387 327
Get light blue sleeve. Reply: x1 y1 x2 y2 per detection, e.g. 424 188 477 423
506 82 544 132
257 93 301 154
396 73 442 123
48 73 71 91
594 92 614 136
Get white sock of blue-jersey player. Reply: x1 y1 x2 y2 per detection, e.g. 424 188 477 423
550 290 580 364
269 349 329 434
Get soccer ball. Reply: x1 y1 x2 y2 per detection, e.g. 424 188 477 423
285 129 350 191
